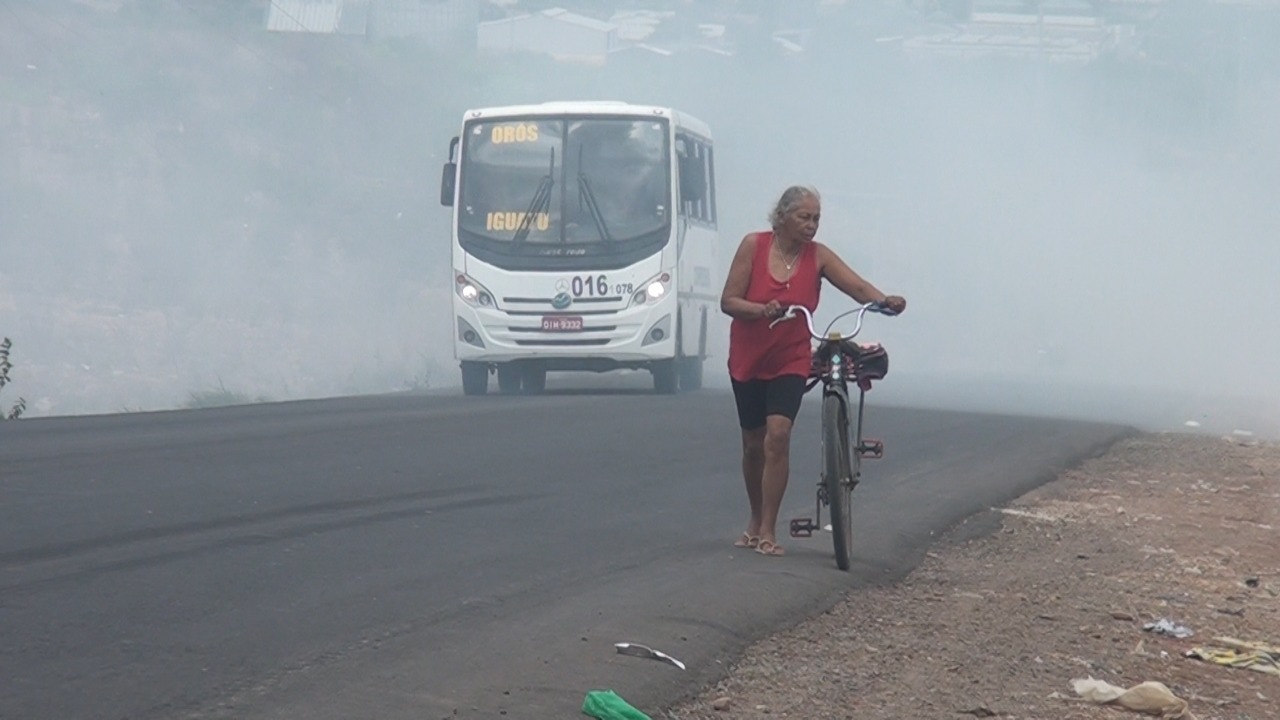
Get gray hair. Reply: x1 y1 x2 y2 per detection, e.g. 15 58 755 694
768 185 821 230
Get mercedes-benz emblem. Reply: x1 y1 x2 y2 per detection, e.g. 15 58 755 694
551 292 572 309
555 278 570 292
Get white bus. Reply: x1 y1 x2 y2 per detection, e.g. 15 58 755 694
439 101 720 395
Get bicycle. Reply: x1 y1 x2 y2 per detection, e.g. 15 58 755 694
768 301 895 571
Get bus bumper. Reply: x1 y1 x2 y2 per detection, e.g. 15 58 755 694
452 297 677 370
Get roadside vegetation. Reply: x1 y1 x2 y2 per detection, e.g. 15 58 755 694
1 337 26 420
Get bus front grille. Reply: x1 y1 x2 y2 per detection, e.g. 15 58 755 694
507 326 618 333
513 339 611 347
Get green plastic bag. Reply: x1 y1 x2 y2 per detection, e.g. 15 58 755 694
582 689 651 720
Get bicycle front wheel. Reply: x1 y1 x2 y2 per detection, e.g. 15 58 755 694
822 393 854 571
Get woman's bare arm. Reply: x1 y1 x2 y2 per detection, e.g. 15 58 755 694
816 243 906 313
720 233 778 320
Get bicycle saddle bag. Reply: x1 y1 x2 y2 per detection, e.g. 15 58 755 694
852 343 888 388
810 342 889 389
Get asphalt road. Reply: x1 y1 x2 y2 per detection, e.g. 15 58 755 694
0 389 1131 720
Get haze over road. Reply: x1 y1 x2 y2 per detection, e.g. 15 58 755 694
0 390 1130 719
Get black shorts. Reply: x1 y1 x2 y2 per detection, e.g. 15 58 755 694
731 375 807 430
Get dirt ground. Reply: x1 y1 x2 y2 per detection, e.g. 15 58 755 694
665 432 1280 720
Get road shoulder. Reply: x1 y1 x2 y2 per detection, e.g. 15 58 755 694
666 432 1280 719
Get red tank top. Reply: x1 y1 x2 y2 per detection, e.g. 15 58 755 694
727 231 822 382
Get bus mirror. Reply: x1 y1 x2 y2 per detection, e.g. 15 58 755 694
440 136 460 207
440 162 456 206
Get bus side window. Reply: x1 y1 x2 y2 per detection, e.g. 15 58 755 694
677 134 716 227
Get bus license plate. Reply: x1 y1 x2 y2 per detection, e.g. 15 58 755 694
541 316 584 332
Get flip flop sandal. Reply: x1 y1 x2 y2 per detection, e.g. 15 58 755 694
734 533 760 549
755 539 785 556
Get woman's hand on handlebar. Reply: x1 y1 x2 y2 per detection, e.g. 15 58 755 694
876 295 907 315
760 299 785 320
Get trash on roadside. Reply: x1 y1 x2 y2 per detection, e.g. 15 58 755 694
1185 636 1280 676
582 689 651 720
1143 618 1193 639
1186 647 1280 675
614 642 686 670
997 507 1062 522
1071 678 1194 719
1218 636 1280 654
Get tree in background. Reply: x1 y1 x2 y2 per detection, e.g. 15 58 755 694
0 337 26 420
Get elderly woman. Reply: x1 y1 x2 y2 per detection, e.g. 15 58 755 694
719 185 907 557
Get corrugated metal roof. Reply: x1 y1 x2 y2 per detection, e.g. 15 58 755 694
372 0 478 40
609 10 669 43
337 0 370 35
266 0 342 33
540 8 615 33
626 43 673 56
903 32 1105 64
970 12 1103 29
265 0 370 35
480 8 615 32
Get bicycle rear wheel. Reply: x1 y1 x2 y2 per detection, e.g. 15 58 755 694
822 393 854 571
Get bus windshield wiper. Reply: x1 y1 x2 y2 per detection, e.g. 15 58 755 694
513 148 555 246
576 146 613 243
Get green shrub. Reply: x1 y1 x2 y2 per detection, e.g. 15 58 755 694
0 337 26 420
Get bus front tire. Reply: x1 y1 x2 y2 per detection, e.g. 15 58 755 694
461 361 488 396
677 356 703 391
652 359 678 395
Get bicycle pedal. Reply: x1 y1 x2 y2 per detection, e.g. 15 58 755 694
790 518 817 538
858 438 885 459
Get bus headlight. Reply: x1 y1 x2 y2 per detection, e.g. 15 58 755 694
455 272 494 308
632 273 671 306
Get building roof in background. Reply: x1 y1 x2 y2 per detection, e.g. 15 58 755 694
266 0 370 35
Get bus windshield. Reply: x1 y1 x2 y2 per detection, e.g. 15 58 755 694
457 116 671 266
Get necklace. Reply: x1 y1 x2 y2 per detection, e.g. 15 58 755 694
774 242 802 287
775 241 801 268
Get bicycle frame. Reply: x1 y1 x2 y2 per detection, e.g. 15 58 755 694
769 303 892 565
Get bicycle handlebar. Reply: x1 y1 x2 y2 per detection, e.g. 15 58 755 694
767 301 895 341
